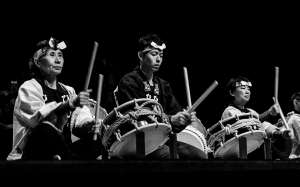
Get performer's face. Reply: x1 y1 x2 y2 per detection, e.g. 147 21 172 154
295 99 300 112
231 84 251 106
142 49 163 72
38 49 64 77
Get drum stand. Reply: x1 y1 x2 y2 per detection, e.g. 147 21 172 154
239 136 248 159
169 133 178 159
136 131 145 158
101 150 109 160
264 136 272 160
238 136 272 160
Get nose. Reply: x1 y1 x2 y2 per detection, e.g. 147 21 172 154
245 89 250 95
55 55 61 64
156 55 161 62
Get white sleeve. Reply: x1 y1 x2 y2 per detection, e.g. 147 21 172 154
14 79 61 129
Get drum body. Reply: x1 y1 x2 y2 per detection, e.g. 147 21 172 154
101 98 171 159
88 99 108 120
176 118 208 154
207 113 266 159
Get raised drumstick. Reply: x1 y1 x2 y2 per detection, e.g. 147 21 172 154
273 67 290 130
183 67 192 108
93 74 104 141
83 41 99 91
187 81 218 114
274 67 279 104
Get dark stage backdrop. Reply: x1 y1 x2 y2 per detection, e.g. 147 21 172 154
2 8 298 130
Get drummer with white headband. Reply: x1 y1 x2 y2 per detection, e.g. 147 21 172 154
221 76 291 159
7 37 105 160
116 33 207 159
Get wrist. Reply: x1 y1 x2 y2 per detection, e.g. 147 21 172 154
69 98 75 111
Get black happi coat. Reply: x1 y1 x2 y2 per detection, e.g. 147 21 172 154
117 66 184 133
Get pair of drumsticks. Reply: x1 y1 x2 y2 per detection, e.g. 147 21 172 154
183 66 289 131
83 41 104 141
183 67 218 114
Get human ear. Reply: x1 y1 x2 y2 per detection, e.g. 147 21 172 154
34 59 41 68
137 52 143 61
293 99 298 106
229 90 235 97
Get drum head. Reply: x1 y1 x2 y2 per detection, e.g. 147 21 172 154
177 126 207 153
108 123 171 159
214 130 266 159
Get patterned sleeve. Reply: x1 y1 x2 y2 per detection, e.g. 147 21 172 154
14 79 61 129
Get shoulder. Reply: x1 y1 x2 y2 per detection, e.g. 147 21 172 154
221 106 243 120
118 71 143 87
288 112 300 123
20 79 42 93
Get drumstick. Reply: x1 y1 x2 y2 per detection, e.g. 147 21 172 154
187 81 218 114
83 41 99 91
93 74 104 141
273 67 289 130
274 67 279 104
183 67 192 108
277 102 290 130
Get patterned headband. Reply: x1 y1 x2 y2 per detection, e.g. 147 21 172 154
33 37 67 63
236 81 252 87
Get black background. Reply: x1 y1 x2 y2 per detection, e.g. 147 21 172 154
1 4 299 129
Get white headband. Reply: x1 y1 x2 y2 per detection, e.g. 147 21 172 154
33 37 67 63
236 81 252 87
141 41 166 53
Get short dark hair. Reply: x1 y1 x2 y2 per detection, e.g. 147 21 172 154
225 76 251 103
137 33 164 52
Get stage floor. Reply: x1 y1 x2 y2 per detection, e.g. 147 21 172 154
1 159 300 185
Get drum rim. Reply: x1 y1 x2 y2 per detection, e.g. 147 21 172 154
207 113 261 145
103 98 156 125
108 122 171 158
213 130 266 158
208 112 259 134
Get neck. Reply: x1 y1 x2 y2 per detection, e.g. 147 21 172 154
140 65 153 83
233 101 245 110
44 77 57 89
